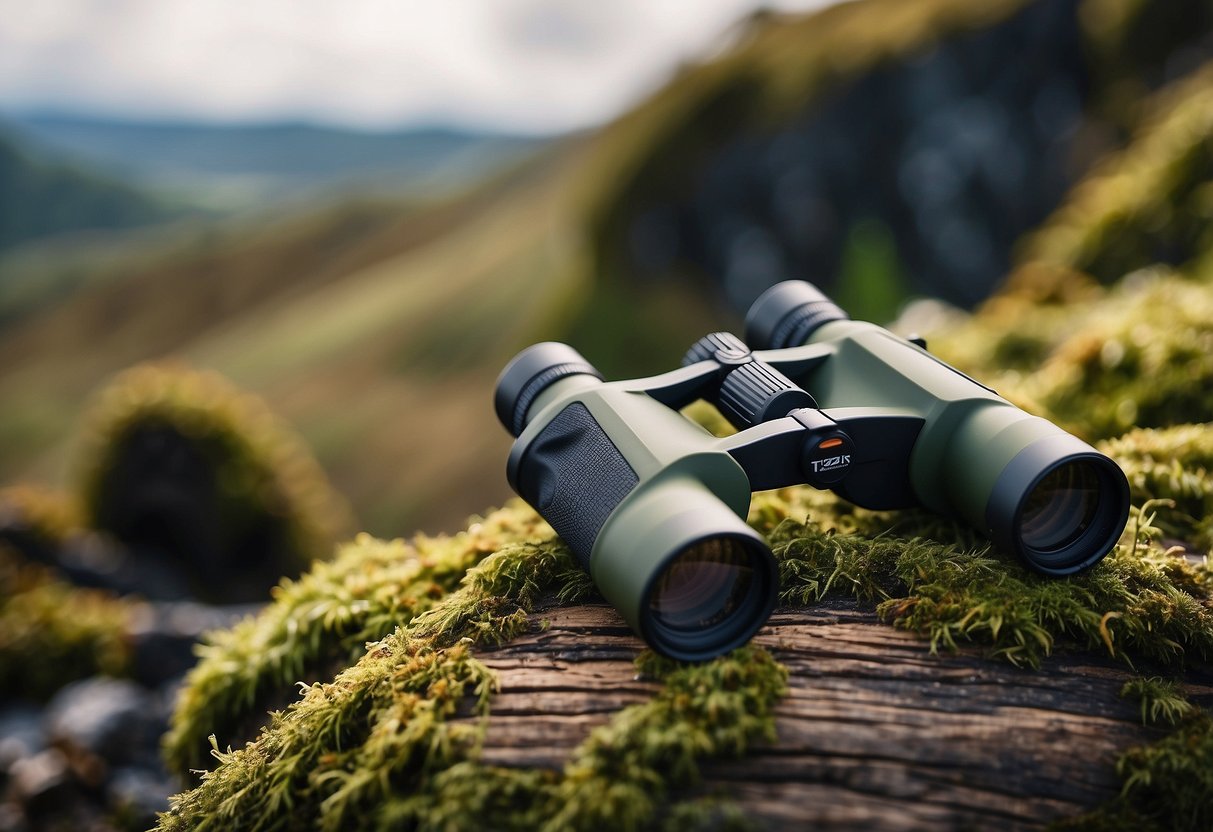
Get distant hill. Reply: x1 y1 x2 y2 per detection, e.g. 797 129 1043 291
7 114 546 210
0 130 181 253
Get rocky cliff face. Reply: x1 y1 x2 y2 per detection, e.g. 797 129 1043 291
583 0 1213 319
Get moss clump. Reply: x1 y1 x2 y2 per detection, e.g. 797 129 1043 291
765 502 1213 669
1101 424 1213 550
0 484 80 544
158 536 568 831
1056 711 1213 832
1120 676 1197 726
376 647 783 832
0 545 134 700
75 363 353 600
163 501 555 775
1029 276 1213 439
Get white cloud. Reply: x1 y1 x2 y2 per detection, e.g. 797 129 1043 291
0 0 833 132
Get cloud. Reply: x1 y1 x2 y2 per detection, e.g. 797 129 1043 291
0 0 831 132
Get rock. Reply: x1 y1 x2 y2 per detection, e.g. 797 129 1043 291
0 706 45 774
45 678 161 768
0 803 27 832
107 766 174 829
6 749 76 818
127 602 260 688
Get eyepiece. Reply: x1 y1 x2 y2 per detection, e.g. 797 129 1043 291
986 437 1130 575
494 342 603 437
745 280 849 350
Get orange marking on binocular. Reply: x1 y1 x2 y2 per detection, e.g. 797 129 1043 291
818 438 844 449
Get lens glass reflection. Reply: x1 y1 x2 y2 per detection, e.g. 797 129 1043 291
1018 461 1101 552
648 537 755 632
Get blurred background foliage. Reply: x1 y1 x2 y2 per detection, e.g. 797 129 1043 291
4 0 1213 544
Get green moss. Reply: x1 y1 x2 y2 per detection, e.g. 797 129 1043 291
163 501 554 775
1029 275 1213 440
1100 424 1213 550
0 545 134 700
374 647 783 832
158 535 565 830
1120 677 1196 726
763 499 1213 669
929 272 1213 443
1055 712 1213 832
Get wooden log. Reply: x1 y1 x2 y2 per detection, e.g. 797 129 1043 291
461 600 1213 830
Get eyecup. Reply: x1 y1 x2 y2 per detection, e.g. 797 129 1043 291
745 280 849 349
494 342 602 437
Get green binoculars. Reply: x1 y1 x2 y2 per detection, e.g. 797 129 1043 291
494 280 1130 661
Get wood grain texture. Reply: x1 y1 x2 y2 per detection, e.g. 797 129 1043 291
462 600 1213 830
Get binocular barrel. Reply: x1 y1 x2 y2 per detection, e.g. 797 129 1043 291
495 281 1131 661
496 343 778 661
746 281 1130 575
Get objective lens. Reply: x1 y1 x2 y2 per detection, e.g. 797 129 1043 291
648 537 757 633
1018 461 1101 553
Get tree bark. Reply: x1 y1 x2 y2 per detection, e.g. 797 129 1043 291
464 599 1213 831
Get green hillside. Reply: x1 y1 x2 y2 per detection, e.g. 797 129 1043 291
0 130 180 253
0 141 724 537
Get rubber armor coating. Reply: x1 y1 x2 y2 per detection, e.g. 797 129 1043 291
516 402 638 570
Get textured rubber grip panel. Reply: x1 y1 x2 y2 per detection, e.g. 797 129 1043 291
516 402 638 571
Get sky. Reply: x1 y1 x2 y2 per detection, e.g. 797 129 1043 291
0 0 833 134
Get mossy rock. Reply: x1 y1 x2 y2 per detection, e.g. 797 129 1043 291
575 0 1213 316
0 543 135 700
76 363 354 602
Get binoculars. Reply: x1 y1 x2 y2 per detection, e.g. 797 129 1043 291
494 280 1130 661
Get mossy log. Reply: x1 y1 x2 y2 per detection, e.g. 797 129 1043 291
459 600 1210 830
